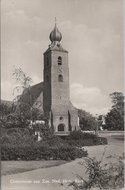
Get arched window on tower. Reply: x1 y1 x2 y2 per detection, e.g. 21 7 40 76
58 124 65 131
58 74 63 82
58 56 62 65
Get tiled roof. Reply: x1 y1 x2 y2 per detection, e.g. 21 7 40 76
19 82 44 107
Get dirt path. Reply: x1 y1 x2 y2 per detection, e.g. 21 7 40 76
1 137 124 190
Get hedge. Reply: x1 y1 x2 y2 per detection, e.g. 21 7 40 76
38 133 107 148
1 144 88 161
65 131 108 147
1 129 107 161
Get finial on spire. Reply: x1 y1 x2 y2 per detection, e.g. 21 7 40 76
55 17 57 25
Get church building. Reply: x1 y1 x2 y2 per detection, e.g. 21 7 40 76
43 23 79 135
20 22 79 135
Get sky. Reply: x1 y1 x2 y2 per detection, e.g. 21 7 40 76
1 0 124 115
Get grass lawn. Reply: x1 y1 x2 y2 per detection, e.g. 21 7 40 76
111 134 124 141
1 160 68 176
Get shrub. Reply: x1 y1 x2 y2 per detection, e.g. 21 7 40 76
68 154 124 190
2 128 107 148
38 124 54 139
69 130 97 140
40 135 65 147
66 130 108 146
69 130 85 140
5 121 23 129
1 128 107 161
1 143 88 161
94 137 108 145
1 128 34 145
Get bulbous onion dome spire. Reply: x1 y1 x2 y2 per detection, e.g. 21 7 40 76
49 23 62 43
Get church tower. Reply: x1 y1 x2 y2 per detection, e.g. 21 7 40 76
43 22 79 135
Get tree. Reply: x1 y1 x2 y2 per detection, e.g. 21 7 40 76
110 92 124 114
13 67 33 102
0 101 16 128
105 108 124 131
78 109 97 131
105 92 124 130
12 67 41 126
0 102 11 120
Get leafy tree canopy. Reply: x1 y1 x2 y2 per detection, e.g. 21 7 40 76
110 92 124 113
105 92 124 131
78 109 97 131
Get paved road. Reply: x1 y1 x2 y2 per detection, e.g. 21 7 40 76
1 136 124 190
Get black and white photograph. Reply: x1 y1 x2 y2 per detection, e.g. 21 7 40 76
1 0 124 189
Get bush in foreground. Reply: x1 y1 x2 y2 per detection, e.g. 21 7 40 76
1 144 88 161
68 154 124 190
1 129 107 161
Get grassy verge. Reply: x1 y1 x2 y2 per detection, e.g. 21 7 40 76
111 135 124 141
1 160 68 176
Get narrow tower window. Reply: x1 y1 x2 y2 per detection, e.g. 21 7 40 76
58 56 62 65
58 74 63 82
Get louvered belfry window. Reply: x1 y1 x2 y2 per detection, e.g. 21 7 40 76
58 56 62 65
